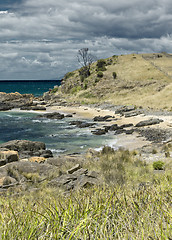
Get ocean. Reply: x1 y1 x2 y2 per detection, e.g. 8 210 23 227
0 80 117 155
0 111 116 155
0 80 61 96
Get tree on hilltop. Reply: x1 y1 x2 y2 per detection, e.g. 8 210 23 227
77 48 96 78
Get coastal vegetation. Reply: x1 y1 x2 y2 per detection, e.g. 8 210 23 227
0 147 171 239
55 52 172 110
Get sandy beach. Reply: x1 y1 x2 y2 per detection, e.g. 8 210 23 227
44 104 172 150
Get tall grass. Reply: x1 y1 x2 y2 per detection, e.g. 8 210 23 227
0 148 171 239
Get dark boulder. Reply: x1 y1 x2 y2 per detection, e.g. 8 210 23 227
70 121 95 128
0 140 53 158
39 112 65 119
135 118 163 127
93 115 113 122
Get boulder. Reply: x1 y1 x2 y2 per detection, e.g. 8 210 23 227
0 140 50 158
93 115 113 122
115 105 135 114
135 118 163 127
29 157 46 163
49 166 100 191
0 92 33 109
39 112 65 119
0 150 19 166
91 128 107 135
70 121 95 128
0 103 12 111
0 176 17 188
0 140 45 152
67 164 81 174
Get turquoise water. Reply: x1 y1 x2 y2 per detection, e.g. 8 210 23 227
0 111 116 155
0 80 61 96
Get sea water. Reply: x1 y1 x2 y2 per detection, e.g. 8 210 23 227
0 111 117 155
0 80 60 96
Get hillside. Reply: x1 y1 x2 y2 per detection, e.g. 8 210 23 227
54 52 172 110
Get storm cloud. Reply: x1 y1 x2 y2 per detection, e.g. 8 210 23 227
0 0 171 80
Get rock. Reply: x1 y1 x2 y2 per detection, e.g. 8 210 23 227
125 129 135 134
123 111 140 117
21 105 47 111
0 140 48 158
0 92 33 109
29 157 46 163
39 112 65 119
0 150 19 166
39 150 53 158
69 121 95 128
115 105 135 114
0 140 45 152
49 166 100 191
114 129 126 135
120 123 134 128
91 128 107 135
0 103 12 111
135 118 163 127
67 164 81 174
0 176 17 188
135 128 171 143
65 114 73 118
0 161 56 177
93 115 113 122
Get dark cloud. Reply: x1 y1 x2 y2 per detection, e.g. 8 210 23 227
0 0 171 80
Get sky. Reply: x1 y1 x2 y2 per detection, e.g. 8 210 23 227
0 0 172 80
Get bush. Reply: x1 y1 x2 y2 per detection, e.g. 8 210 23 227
112 72 117 79
51 87 58 94
70 86 82 94
97 71 103 78
96 59 107 71
64 72 75 79
153 161 165 170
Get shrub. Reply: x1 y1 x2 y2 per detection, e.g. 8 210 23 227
70 86 82 94
97 71 103 78
79 67 90 79
96 59 107 71
153 161 165 170
64 72 75 79
51 87 58 94
165 151 170 158
112 72 117 79
152 148 157 154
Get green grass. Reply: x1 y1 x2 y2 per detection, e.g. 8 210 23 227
0 148 171 239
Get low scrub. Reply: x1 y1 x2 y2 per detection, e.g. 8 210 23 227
0 148 171 239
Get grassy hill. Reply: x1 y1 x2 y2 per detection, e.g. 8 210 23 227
56 52 172 110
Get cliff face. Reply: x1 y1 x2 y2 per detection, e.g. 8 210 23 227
51 53 172 110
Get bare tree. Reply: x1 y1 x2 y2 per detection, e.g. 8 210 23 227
77 48 96 78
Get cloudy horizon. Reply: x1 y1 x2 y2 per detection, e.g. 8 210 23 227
0 0 172 80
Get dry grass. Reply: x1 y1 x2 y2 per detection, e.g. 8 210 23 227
0 148 171 239
59 52 172 110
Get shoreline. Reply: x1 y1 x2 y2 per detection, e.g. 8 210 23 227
2 101 172 154
8 103 172 151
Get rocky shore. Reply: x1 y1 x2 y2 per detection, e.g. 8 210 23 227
0 91 172 193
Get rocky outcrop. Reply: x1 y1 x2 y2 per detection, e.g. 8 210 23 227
0 150 19 166
0 140 53 158
70 120 95 128
115 105 142 117
0 92 33 110
135 128 172 143
49 164 100 191
93 115 114 122
135 118 163 127
20 105 46 111
39 112 65 119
